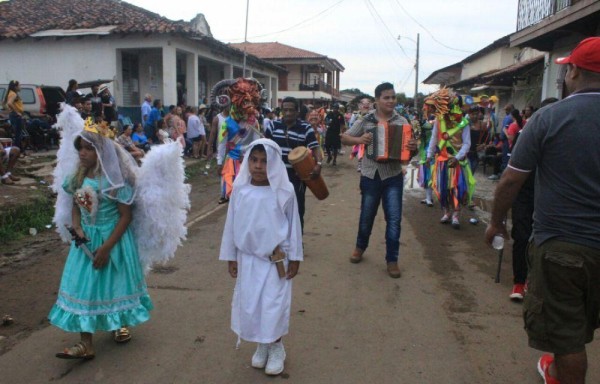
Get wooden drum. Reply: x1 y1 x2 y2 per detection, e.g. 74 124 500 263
288 146 329 200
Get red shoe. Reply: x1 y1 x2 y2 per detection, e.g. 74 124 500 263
510 283 526 301
537 354 560 384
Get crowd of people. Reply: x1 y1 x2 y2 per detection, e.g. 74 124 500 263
3 36 600 384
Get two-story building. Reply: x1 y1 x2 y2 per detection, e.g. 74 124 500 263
510 0 600 99
423 35 545 110
230 42 344 108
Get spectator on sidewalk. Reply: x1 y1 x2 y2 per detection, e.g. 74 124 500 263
87 84 103 122
144 99 162 143
65 79 79 106
186 106 205 159
0 141 20 185
494 103 514 178
100 85 117 125
141 94 152 126
2 80 25 153
117 124 144 162
485 36 600 384
131 123 151 152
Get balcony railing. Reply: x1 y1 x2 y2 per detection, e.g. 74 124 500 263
517 0 572 31
299 80 333 95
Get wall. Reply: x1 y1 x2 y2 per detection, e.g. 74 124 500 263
0 34 280 110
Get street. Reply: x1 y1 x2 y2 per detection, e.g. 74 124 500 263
1 155 600 383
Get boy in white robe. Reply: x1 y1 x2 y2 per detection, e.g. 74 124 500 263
219 138 303 376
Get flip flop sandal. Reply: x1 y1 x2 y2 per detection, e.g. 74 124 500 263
113 327 132 344
55 342 95 360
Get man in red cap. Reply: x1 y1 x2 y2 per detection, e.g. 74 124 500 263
485 36 600 384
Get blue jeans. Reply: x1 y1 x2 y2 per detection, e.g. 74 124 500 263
356 172 403 263
9 112 24 150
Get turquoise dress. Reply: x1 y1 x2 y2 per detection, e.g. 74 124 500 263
48 177 153 333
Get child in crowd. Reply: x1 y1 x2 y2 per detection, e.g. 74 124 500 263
219 138 303 376
49 122 153 359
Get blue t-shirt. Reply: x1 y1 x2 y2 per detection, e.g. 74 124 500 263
132 132 148 145
146 107 161 128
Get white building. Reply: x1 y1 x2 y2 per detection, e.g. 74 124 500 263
0 0 283 122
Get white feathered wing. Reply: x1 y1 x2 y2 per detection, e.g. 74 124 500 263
133 141 191 273
52 104 84 242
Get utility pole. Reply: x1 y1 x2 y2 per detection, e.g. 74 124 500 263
414 33 420 113
242 0 249 77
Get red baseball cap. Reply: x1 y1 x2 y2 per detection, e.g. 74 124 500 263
555 37 600 73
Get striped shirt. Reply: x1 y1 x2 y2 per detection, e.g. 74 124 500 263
346 111 409 180
265 119 320 168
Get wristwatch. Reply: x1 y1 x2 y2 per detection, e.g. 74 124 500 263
316 161 322 166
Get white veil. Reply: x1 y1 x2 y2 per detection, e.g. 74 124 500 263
233 138 295 211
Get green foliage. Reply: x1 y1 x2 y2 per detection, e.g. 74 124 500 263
0 196 55 244
341 88 363 95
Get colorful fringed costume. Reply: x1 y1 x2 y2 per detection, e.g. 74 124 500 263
425 88 476 227
211 78 265 199
417 118 434 189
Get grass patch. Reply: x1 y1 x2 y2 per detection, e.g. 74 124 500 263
0 194 55 244
184 158 213 179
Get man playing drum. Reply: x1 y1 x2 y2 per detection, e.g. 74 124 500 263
265 97 323 232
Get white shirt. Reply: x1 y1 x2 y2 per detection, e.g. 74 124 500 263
186 115 204 139
141 100 152 124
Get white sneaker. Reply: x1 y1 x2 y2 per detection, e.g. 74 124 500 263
251 343 269 369
265 341 286 375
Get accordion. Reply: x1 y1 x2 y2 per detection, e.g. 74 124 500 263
365 122 412 162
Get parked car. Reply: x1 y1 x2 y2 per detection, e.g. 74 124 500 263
0 84 65 123
0 84 64 150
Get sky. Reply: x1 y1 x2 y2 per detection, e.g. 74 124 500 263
127 0 520 97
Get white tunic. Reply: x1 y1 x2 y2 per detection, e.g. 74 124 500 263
219 184 303 343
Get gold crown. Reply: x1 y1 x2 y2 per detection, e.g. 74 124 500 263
84 117 115 139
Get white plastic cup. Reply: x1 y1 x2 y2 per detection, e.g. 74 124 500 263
492 235 504 250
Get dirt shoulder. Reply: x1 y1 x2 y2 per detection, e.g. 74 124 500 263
0 153 221 354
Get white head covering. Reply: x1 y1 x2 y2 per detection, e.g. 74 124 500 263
233 138 294 210
78 129 138 204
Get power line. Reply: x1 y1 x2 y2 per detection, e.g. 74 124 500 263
361 0 407 70
392 0 474 54
364 0 413 61
226 0 347 41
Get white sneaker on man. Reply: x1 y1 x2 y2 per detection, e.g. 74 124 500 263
251 343 269 369
265 341 286 375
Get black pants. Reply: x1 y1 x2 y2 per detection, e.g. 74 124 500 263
511 196 534 284
287 168 306 233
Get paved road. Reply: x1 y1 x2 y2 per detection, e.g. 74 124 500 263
1 156 599 383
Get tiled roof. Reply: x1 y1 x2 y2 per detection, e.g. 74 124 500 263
0 0 200 40
229 42 326 60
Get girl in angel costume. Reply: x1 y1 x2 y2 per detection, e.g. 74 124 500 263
219 139 303 376
49 106 190 360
